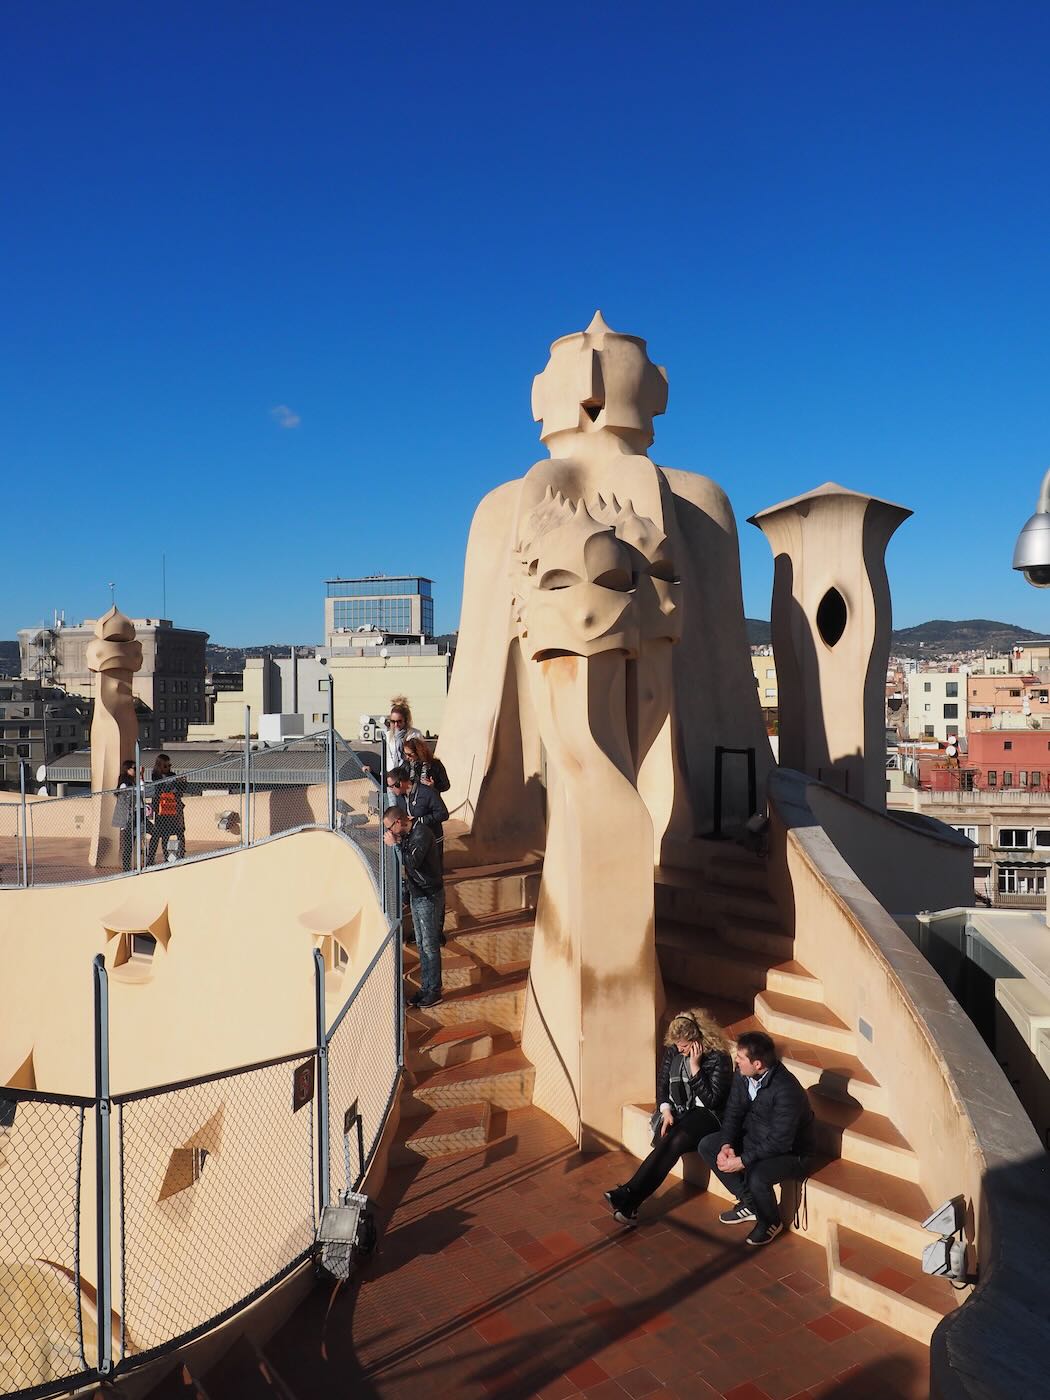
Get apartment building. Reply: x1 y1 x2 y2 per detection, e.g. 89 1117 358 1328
750 652 778 730
324 576 434 646
19 617 208 742
0 680 88 788
906 669 966 742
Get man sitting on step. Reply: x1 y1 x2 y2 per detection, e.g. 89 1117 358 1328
697 1030 815 1248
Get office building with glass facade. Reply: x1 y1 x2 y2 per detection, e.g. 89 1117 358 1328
324 576 434 643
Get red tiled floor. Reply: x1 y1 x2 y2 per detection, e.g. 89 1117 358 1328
170 1105 934 1399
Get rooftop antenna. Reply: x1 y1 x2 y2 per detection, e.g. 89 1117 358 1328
162 553 167 618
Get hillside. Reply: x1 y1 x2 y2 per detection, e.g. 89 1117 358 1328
890 619 1046 656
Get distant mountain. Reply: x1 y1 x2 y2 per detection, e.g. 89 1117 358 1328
746 618 772 645
889 619 1047 656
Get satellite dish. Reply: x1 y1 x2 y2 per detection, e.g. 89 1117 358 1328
35 764 47 782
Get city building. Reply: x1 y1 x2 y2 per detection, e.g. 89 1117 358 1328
324 575 434 647
0 679 88 787
966 672 1050 732
188 639 451 742
906 668 967 741
19 616 208 742
749 651 778 729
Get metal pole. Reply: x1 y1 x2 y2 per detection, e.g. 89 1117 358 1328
379 737 388 913
19 762 29 887
712 746 724 838
92 954 113 1376
747 746 757 818
326 675 336 830
243 706 252 847
313 949 331 1212
396 921 405 1069
134 740 142 874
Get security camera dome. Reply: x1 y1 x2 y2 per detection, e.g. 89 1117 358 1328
1013 468 1050 588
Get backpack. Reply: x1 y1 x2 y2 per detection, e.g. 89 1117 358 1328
157 788 179 817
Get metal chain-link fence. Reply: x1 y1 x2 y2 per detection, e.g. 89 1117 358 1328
12 730 387 901
0 1091 95 1397
326 927 402 1202
115 1053 318 1369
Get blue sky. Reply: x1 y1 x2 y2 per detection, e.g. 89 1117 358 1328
3 2 1049 644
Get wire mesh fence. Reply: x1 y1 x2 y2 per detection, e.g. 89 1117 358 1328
115 1053 318 1368
12 731 388 898
326 927 402 1202
0 1091 95 1397
0 802 22 887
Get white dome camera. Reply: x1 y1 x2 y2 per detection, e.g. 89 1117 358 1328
1012 467 1050 588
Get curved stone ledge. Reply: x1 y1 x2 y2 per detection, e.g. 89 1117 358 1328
767 767 1049 1400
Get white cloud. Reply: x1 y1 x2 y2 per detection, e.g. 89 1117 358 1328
270 404 301 429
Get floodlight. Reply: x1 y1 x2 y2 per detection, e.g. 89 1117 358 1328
922 1198 963 1235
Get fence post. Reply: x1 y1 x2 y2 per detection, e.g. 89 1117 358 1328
326 676 336 831
19 762 29 887
313 949 331 1212
396 921 405 1070
92 954 114 1376
243 707 252 848
379 738 387 913
134 740 142 874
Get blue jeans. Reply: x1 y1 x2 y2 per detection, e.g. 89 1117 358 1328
409 887 445 999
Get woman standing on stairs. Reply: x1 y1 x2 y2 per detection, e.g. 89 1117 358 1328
604 1010 732 1226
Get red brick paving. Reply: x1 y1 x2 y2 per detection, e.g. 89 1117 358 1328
253 1105 931 1398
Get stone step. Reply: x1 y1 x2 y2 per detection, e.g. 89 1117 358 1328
454 922 534 970
443 861 540 927
809 1090 921 1182
719 918 795 961
754 990 856 1055
777 1041 888 1116
407 1019 509 1071
412 1048 535 1113
766 960 824 1003
412 971 528 1035
656 924 772 1002
828 1223 961 1345
404 949 480 991
394 1101 492 1163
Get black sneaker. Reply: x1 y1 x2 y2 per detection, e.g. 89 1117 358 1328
416 991 444 1008
407 990 424 1007
718 1203 757 1225
746 1221 783 1247
613 1206 638 1228
603 1186 628 1213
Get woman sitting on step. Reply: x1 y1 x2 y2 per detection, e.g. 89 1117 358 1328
604 1009 733 1226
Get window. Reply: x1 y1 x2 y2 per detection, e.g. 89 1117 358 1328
765 669 775 679
1021 771 1029 787
1003 771 1014 788
924 704 931 713
1004 741 1013 751
943 704 958 719
988 771 998 786
998 828 1032 849
951 825 979 842
924 725 935 738
1035 830 1050 848
923 682 932 693
946 682 958 698
1033 772 1043 788
998 868 1047 896
1010 689 1021 697
19 726 29 738
17 744 30 758
764 688 776 698
946 725 959 738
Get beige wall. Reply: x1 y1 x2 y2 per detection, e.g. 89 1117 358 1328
751 654 778 708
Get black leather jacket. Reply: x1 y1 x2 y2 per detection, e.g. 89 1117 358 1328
719 1060 816 1165
657 1046 733 1121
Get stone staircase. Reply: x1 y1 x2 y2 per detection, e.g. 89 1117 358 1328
391 860 539 1166
622 841 962 1346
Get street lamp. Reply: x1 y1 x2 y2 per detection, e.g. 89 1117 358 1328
1012 467 1050 588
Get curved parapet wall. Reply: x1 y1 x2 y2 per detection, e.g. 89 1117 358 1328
767 768 1049 1400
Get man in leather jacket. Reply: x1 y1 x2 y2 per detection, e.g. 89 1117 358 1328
383 808 445 1009
698 1029 815 1247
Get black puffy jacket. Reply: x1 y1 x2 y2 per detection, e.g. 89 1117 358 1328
718 1060 815 1165
657 1046 733 1121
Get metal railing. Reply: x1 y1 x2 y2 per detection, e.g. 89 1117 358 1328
0 700 388 895
0 923 404 1397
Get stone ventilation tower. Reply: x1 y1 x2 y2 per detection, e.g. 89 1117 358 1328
749 483 911 810
87 604 143 864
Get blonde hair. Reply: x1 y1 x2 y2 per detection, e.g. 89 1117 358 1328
663 1008 729 1054
389 696 413 728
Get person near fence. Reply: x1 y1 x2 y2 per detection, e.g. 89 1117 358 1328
604 1009 733 1226
403 736 450 795
697 1028 815 1247
385 764 448 833
383 806 444 1008
146 753 187 864
384 697 422 774
112 757 138 871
